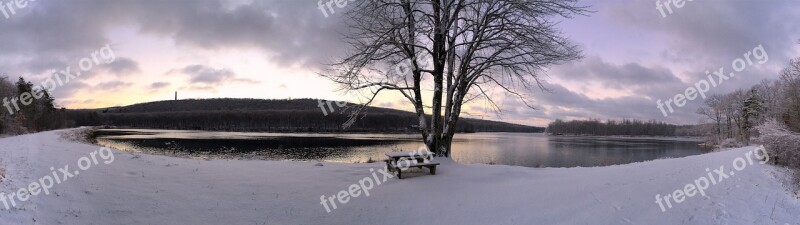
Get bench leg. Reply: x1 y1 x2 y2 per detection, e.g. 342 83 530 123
429 165 436 175
397 170 403 179
385 160 394 172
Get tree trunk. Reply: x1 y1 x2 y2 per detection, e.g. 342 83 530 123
428 0 446 157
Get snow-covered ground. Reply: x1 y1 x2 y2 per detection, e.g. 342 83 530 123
0 129 798 225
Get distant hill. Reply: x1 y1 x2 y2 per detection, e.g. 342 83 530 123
66 98 544 133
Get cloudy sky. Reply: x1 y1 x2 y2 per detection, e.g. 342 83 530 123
1 0 798 126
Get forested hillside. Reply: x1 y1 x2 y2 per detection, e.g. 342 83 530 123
67 98 544 133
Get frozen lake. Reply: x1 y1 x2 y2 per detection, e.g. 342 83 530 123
94 129 706 168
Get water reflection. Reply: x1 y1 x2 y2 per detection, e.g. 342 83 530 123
94 129 705 168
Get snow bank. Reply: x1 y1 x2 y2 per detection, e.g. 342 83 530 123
0 129 798 225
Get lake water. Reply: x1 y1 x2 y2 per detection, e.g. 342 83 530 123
94 129 706 168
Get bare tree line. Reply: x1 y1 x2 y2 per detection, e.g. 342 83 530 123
545 119 703 137
698 56 800 145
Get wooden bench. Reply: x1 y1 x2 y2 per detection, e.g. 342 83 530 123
385 152 440 179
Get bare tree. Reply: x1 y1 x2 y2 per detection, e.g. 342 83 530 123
323 0 587 156
780 58 800 130
697 95 723 143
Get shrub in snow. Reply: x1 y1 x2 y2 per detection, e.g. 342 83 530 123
719 138 741 148
755 120 800 169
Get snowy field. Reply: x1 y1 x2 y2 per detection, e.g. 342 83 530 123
0 129 798 225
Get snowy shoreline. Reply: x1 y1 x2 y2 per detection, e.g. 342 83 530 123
0 129 798 225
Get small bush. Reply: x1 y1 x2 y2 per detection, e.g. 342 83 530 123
719 138 742 148
755 120 800 169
